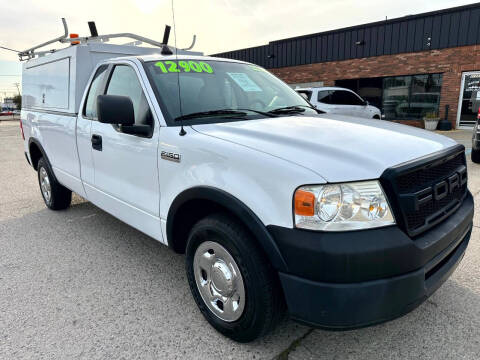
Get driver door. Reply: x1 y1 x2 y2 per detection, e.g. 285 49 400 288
88 62 162 240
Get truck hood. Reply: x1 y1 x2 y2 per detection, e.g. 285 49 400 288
191 115 458 182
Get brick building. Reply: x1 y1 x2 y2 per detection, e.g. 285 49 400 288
213 3 480 129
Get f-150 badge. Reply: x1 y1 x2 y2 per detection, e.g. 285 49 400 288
161 151 181 163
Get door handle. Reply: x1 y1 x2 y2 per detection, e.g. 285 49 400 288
91 134 102 151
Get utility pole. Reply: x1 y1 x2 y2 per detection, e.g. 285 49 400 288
14 82 20 95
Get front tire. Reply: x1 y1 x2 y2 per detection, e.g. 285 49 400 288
37 157 72 210
185 213 285 342
472 148 480 163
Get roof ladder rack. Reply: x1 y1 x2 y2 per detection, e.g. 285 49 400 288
19 18 196 61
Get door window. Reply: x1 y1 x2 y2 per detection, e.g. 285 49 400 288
331 90 364 105
106 65 153 127
83 65 108 119
317 90 334 104
296 90 312 101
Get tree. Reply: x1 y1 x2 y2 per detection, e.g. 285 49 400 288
12 95 21 109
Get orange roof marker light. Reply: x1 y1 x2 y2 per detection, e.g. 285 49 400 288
70 33 80 45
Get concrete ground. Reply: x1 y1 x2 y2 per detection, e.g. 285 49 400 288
0 121 479 359
0 114 20 122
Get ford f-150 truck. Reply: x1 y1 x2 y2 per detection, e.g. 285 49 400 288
20 24 474 342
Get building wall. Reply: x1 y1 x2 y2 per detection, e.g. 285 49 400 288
270 44 480 128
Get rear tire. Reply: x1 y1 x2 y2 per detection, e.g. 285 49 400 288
472 149 480 163
185 213 285 342
37 157 72 210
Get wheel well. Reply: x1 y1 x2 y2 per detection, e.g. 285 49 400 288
29 142 42 170
373 115 380 119
167 187 289 272
169 199 236 254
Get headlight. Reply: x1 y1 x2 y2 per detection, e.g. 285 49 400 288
294 181 395 231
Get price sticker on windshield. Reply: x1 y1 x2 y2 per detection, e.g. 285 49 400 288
227 72 262 92
154 60 214 74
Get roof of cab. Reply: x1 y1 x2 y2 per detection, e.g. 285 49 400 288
295 86 357 92
136 54 250 64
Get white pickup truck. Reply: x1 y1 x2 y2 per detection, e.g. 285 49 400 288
20 28 473 342
295 86 382 119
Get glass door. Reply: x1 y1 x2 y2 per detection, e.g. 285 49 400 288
457 72 480 128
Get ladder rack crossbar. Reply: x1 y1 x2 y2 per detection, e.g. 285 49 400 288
19 18 196 61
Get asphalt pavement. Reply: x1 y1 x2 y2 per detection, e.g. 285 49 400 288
1 121 479 359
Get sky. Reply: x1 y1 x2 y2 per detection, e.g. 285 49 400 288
0 0 476 99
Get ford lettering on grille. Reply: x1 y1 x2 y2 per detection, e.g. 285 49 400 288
407 165 467 211
380 147 468 237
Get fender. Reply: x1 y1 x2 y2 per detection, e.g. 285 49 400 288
28 138 59 181
167 186 289 272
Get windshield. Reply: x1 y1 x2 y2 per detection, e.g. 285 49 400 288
143 59 317 124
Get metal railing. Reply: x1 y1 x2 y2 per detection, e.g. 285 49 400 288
19 18 196 60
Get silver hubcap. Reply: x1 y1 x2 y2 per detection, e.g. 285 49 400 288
39 167 51 204
193 241 245 322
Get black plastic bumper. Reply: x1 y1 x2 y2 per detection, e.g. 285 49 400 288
268 192 474 329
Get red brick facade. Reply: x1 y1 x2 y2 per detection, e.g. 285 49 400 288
270 45 480 129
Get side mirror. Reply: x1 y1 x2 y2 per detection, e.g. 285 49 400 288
364 100 369 106
97 95 135 125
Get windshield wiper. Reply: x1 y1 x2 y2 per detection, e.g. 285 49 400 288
175 109 248 121
267 105 308 115
174 108 278 121
236 108 278 118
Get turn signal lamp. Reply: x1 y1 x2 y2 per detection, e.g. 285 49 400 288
294 189 315 216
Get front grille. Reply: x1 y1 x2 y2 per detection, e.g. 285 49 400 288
404 183 465 231
381 146 468 237
396 153 464 193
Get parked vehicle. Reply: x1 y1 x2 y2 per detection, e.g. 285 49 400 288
21 20 473 342
0 111 13 116
472 108 480 163
295 86 382 119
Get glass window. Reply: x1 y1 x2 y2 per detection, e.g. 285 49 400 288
343 91 364 105
330 90 364 105
459 73 480 127
106 65 153 126
83 65 108 119
296 90 312 100
318 90 334 104
143 60 316 125
382 74 442 120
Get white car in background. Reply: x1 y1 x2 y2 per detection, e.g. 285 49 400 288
296 86 382 119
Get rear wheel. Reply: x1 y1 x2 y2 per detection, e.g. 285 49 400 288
185 213 285 342
472 148 480 163
37 157 72 210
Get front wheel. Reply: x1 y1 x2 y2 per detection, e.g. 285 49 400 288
472 148 480 163
37 157 72 210
185 213 285 342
